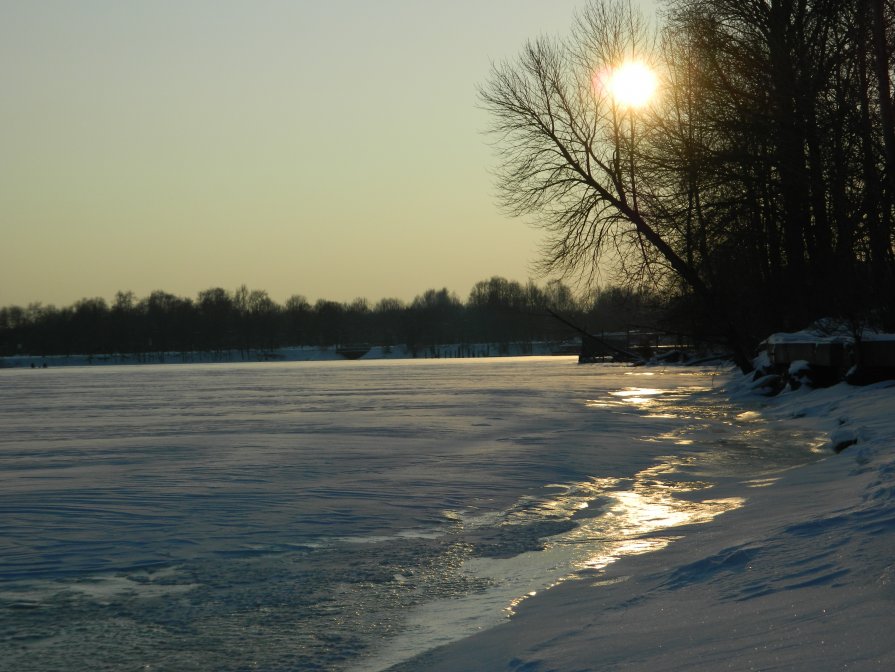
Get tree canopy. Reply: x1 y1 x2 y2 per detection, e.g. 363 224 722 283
481 0 895 370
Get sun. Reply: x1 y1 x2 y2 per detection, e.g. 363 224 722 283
607 61 657 108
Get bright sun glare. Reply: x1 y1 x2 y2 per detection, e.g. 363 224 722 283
607 61 657 108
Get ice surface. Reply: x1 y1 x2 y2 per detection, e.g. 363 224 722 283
3 359 889 671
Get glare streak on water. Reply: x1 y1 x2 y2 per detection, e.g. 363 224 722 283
0 358 823 671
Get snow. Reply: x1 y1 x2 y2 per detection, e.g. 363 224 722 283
2 357 894 671
765 319 895 345
388 372 895 671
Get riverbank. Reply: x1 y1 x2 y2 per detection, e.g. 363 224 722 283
388 370 895 671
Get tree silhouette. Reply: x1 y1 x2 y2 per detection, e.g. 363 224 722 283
481 0 895 369
0 278 658 362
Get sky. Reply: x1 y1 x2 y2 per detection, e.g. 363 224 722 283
1 0 658 308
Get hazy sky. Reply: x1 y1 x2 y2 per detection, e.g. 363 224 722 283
2 0 658 308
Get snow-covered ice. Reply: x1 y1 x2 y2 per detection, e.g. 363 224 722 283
1 357 892 670
394 371 895 671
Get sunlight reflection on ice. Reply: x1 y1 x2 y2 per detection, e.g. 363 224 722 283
609 387 664 406
498 389 827 619
502 461 744 615
587 384 713 418
611 388 664 397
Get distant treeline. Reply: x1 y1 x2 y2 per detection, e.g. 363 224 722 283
0 278 669 359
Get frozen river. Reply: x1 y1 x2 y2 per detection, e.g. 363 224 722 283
0 357 824 671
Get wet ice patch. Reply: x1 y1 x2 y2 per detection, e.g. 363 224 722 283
1 568 199 607
64 574 198 602
360 459 749 671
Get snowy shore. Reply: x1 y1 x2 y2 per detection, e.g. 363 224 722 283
391 372 895 671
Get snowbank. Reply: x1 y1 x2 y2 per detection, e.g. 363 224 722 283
392 371 895 671
766 322 895 344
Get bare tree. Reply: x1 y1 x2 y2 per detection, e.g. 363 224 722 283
480 1 712 296
478 0 762 364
